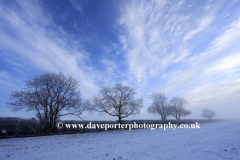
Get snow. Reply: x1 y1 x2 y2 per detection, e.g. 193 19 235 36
0 121 240 160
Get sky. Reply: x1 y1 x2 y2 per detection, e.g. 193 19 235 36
0 0 240 121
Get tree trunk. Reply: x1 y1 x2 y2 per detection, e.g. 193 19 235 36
161 114 165 120
118 116 122 124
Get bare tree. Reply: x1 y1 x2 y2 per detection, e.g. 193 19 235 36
170 97 191 120
147 93 172 120
201 108 216 120
7 72 87 133
90 83 143 124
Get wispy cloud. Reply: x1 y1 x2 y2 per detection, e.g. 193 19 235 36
0 0 96 99
118 0 216 84
69 0 82 13
118 0 240 119
207 53 240 72
1 0 240 119
184 16 214 42
158 18 240 109
192 17 240 65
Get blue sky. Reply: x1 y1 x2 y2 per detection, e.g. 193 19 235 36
0 0 240 120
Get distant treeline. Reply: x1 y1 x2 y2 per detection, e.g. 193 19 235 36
0 117 222 139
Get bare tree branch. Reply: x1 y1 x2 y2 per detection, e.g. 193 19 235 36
170 97 191 120
201 108 216 120
147 93 172 120
90 83 143 124
7 72 86 133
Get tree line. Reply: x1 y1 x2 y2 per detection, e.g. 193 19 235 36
6 72 216 133
1 117 215 138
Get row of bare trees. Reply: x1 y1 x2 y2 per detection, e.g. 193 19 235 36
7 72 216 133
7 72 141 132
147 93 191 120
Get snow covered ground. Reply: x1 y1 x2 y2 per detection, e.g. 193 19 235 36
0 120 240 160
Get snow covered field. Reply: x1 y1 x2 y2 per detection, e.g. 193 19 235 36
0 121 240 160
